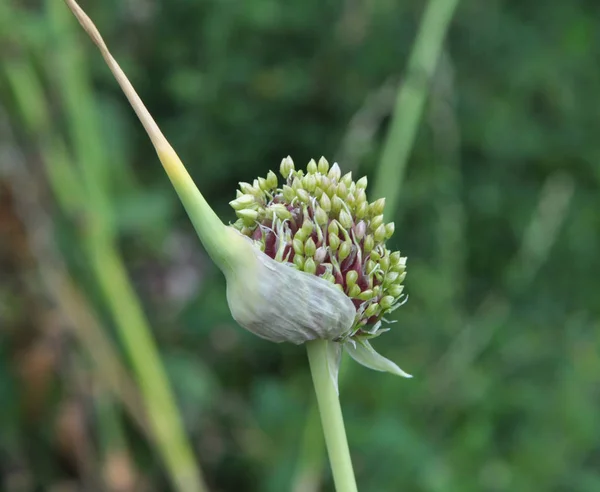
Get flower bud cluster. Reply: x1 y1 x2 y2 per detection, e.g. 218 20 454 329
230 156 407 339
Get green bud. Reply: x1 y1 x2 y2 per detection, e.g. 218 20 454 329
297 188 310 203
356 176 368 189
266 170 278 189
338 241 352 262
294 254 305 269
328 233 340 251
341 172 353 188
301 219 314 236
348 284 361 298
364 303 379 318
229 194 256 210
380 295 395 310
271 204 292 220
398 271 407 283
314 206 329 226
328 221 339 236
370 198 385 216
305 237 317 257
280 156 295 177
390 251 401 265
293 238 304 255
318 156 330 174
370 249 381 261
304 174 317 192
336 181 348 199
363 234 374 253
346 270 358 287
282 185 295 202
365 259 376 275
258 177 269 191
319 193 331 212
355 201 368 219
237 209 258 221
332 196 344 215
292 177 302 191
328 162 341 182
385 222 395 239
307 158 318 174
379 255 390 272
339 210 353 229
384 271 399 285
387 284 404 297
371 214 384 231
358 289 374 301
374 224 386 242
304 257 317 275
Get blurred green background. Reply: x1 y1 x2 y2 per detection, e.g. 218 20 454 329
1 0 599 491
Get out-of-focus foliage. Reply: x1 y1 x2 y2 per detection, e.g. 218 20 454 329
1 0 599 491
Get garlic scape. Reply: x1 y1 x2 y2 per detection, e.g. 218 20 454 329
63 0 410 379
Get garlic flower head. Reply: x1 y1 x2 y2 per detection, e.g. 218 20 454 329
230 157 411 378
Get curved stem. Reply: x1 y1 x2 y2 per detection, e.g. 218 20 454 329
306 340 358 492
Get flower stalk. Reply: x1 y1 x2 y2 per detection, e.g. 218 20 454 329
307 340 358 492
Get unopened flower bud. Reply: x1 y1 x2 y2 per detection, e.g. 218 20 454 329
338 241 352 262
380 295 395 310
315 246 327 263
314 206 329 226
297 188 310 203
339 210 353 229
237 209 259 221
346 270 358 287
301 220 314 236
319 193 331 212
355 201 368 219
304 174 317 192
293 238 304 255
280 156 295 177
370 198 386 216
271 204 292 220
230 194 256 210
356 176 368 189
387 284 404 297
332 196 344 214
328 163 341 182
336 181 348 200
363 234 374 253
282 185 295 202
354 221 367 240
348 284 361 297
328 233 340 251
305 237 317 257
364 303 379 318
318 156 330 174
341 172 353 188
374 224 386 242
266 170 278 189
307 158 318 174
371 214 384 231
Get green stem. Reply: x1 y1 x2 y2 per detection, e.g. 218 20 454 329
306 340 358 492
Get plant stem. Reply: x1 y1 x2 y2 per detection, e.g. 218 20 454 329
306 340 358 492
